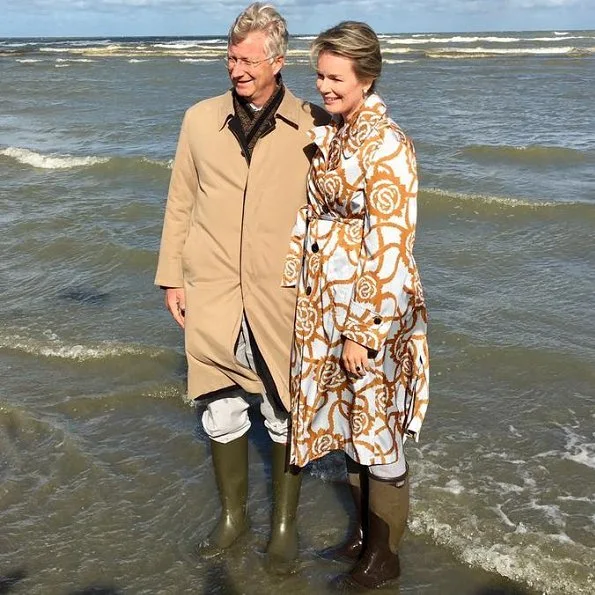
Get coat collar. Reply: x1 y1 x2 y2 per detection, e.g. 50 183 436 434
218 85 302 130
309 93 388 161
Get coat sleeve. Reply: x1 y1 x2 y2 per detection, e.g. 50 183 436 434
154 111 198 288
342 128 419 353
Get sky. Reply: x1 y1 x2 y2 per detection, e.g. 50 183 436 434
1 0 594 37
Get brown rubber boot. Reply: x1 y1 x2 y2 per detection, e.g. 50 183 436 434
319 456 368 562
337 474 409 591
195 435 250 559
265 441 302 574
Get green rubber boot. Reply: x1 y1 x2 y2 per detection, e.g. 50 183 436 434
195 435 250 559
319 455 367 562
265 441 302 574
341 475 409 590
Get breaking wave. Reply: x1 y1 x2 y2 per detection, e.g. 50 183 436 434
0 147 172 171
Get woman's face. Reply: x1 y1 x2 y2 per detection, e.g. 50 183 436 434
316 51 371 122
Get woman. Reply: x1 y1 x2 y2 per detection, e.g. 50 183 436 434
281 22 429 589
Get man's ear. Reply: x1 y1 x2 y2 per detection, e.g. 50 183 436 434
273 55 285 76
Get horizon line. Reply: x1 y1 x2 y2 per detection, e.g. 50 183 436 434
1 27 594 40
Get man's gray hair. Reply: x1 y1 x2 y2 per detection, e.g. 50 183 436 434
228 2 289 57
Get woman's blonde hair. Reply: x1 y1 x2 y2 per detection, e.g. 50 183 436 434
311 21 382 92
228 2 289 58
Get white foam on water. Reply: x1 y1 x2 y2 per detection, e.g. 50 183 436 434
422 186 562 208
428 45 585 57
140 157 173 169
128 59 148 63
554 31 569 35
55 64 69 68
558 495 593 503
55 58 96 63
179 58 217 63
493 503 517 528
381 48 414 55
0 331 161 361
16 58 43 63
383 59 410 64
434 478 465 495
386 36 523 44
409 510 594 594
561 423 595 470
535 422 595 471
492 481 525 495
0 147 109 169
153 39 224 48
528 499 566 528
153 42 204 49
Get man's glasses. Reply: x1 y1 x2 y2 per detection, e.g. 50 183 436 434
224 55 277 70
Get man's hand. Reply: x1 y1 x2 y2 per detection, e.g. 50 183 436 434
341 338 369 378
164 287 185 328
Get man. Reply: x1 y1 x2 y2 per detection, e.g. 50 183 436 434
154 2 328 570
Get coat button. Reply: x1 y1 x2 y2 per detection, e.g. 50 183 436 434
311 242 319 253
373 316 382 325
305 286 312 296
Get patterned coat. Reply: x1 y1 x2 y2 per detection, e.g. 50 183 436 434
281 93 429 468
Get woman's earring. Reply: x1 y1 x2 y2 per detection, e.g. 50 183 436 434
362 88 369 99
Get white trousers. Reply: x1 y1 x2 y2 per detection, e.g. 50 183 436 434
369 458 407 482
201 314 289 445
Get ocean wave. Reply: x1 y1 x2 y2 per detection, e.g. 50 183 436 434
421 187 561 209
537 424 595 470
386 35 522 44
179 58 218 63
459 143 591 165
16 58 43 63
410 510 593 594
427 45 591 58
385 35 590 44
11 41 594 61
0 332 163 361
408 438 595 595
55 57 96 63
0 147 172 171
154 41 212 49
420 187 595 221
0 147 109 169
310 446 594 593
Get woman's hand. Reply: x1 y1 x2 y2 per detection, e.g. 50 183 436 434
341 338 369 378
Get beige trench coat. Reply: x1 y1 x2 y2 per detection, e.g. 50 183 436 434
155 89 329 409
281 94 429 468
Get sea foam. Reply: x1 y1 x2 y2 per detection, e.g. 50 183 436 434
0 147 109 169
0 331 162 361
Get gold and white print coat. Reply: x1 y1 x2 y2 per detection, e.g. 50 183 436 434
282 93 429 468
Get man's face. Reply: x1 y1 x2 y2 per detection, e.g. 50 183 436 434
227 31 284 107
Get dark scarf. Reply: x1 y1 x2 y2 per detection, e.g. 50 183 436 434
230 81 285 164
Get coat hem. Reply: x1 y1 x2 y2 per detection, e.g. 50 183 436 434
290 441 404 469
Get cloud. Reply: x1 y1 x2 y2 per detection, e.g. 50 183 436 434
1 0 592 36
7 0 591 9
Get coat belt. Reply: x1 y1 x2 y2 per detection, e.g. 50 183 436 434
280 206 363 288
